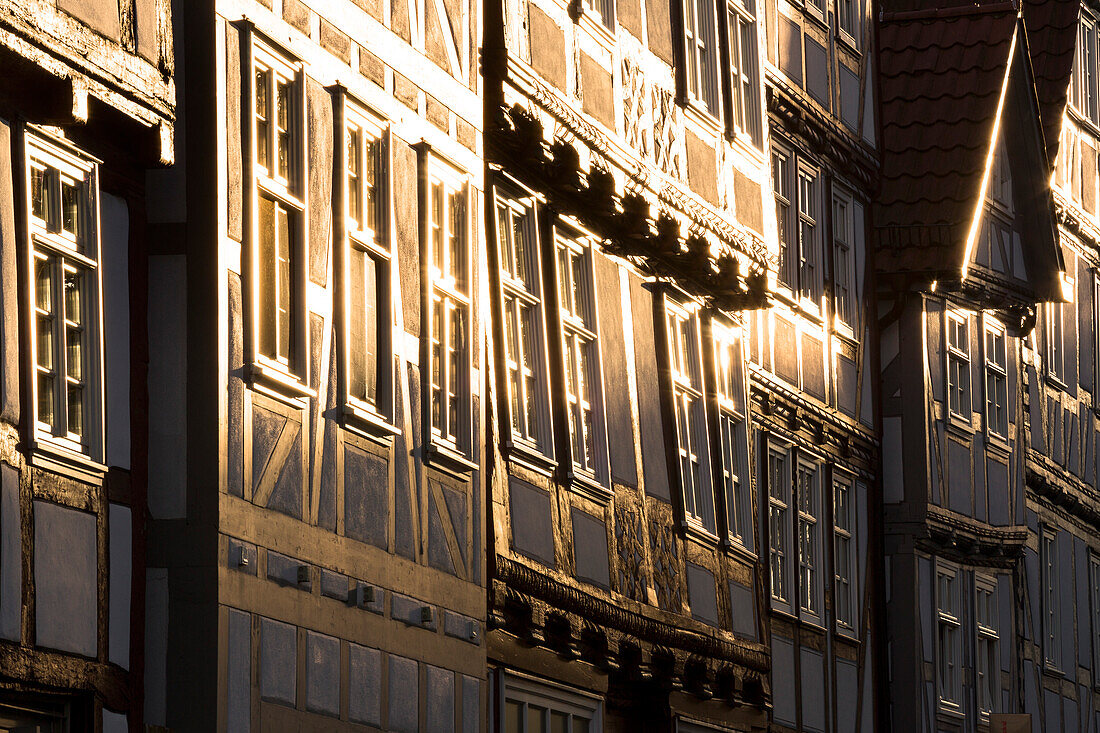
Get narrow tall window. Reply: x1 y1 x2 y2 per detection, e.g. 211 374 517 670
715 323 750 548
1046 301 1067 384
984 323 1008 438
946 311 970 420
253 44 304 375
805 0 824 20
1091 555 1100 677
797 461 820 617
768 446 792 606
772 150 794 289
1042 530 1059 668
1075 14 1099 124
838 0 858 44
975 580 998 718
937 568 961 706
579 0 615 30
556 233 605 482
833 478 854 630
727 0 760 143
683 0 720 113
667 301 714 532
428 166 470 452
28 135 101 457
497 193 550 454
796 168 820 303
832 194 854 326
344 108 390 416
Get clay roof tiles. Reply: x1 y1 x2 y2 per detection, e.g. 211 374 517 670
1021 0 1082 167
876 3 1018 270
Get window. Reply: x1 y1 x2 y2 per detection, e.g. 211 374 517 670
341 103 392 422
833 478 854 630
714 322 751 549
768 445 792 607
682 0 720 114
975 579 998 718
946 311 970 420
797 461 821 618
579 0 615 30
252 42 306 378
1074 12 1099 125
666 301 715 532
427 162 471 454
1041 529 1059 668
984 322 1008 438
771 145 822 308
838 0 858 44
936 567 961 707
500 671 602 733
832 193 855 327
496 191 551 455
1091 554 1100 679
1045 301 1068 385
805 0 825 22
27 134 102 459
727 0 760 143
556 232 606 484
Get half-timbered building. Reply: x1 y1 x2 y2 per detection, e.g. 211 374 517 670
0 1 173 730
147 0 486 729
484 0 879 726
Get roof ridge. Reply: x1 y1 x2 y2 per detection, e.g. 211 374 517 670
881 2 1017 23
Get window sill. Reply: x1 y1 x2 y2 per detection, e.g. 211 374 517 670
247 361 315 407
800 3 828 33
936 703 965 721
503 440 557 477
944 415 974 440
836 29 861 57
562 468 611 505
985 431 1010 456
571 4 616 47
834 622 858 640
680 98 723 137
343 403 401 443
30 439 107 485
681 519 720 546
728 129 764 161
722 537 757 562
425 442 478 476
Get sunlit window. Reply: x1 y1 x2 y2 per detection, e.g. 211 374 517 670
666 301 714 532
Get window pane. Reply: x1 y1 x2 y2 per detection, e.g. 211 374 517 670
277 203 292 362
61 179 79 238
550 712 568 733
348 127 361 228
31 165 48 222
255 69 270 172
505 701 522 733
37 373 55 429
67 384 83 437
258 195 277 358
276 78 292 180
528 704 546 733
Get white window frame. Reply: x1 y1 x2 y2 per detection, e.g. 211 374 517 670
946 310 971 422
936 564 962 710
1074 11 1099 125
771 143 823 314
499 670 603 733
831 190 856 331
713 320 752 551
1090 553 1100 686
796 457 822 622
767 441 793 611
424 155 473 459
804 0 825 25
727 0 761 144
837 0 859 48
248 38 309 389
666 298 716 534
1041 528 1060 669
26 132 105 465
495 187 552 459
983 319 1008 440
832 474 855 633
339 98 395 431
974 575 998 720
555 228 609 489
1045 301 1068 387
682 0 721 115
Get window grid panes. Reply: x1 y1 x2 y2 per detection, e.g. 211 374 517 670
975 582 998 717
429 174 470 450
497 195 549 453
715 324 750 547
937 569 961 706
1042 531 1059 667
838 0 857 42
947 312 970 419
1074 13 1099 125
1046 301 1067 384
1091 555 1100 679
833 479 853 629
728 0 760 142
557 235 603 480
28 139 98 454
768 447 791 605
667 303 714 531
502 674 602 733
797 462 820 617
984 324 1008 438
832 194 854 326
684 0 720 113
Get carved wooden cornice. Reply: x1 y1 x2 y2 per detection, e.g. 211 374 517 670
1055 195 1100 255
489 103 770 312
917 505 1028 566
749 370 878 469
766 75 878 193
1027 453 1100 530
489 557 771 709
